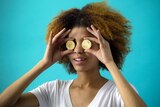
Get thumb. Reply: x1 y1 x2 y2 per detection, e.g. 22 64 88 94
62 50 73 57
84 49 96 55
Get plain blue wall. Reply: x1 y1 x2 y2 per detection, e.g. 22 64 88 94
0 0 159 106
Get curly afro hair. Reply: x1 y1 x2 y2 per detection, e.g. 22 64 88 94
45 1 131 74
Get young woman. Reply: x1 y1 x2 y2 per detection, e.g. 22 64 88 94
0 2 147 107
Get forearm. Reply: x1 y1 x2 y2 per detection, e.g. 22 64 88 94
105 61 147 107
0 60 49 107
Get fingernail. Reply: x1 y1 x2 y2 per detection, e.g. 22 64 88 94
50 31 52 33
87 27 91 29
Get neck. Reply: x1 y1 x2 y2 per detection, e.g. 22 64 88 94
74 68 104 87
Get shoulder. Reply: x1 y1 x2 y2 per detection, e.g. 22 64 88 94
102 80 138 106
30 79 73 93
105 80 138 94
38 79 73 90
29 79 73 107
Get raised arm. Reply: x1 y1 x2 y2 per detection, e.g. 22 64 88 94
0 28 72 107
85 25 147 107
0 60 49 107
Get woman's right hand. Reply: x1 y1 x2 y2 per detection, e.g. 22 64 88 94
42 28 72 67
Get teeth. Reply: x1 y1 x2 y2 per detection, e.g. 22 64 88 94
74 58 85 61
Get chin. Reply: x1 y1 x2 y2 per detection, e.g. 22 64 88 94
73 66 87 72
73 65 96 73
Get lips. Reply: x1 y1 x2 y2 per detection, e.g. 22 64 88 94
73 57 87 65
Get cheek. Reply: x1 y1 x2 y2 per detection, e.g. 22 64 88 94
86 53 99 63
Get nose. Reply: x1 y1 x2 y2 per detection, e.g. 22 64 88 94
74 42 84 54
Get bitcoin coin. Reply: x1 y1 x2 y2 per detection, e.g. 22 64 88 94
66 40 75 50
82 39 92 49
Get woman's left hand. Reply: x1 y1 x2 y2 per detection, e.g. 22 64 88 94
84 25 114 66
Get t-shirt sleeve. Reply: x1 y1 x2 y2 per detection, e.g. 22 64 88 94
29 80 57 107
114 83 139 107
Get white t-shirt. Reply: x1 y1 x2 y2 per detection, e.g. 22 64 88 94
30 80 138 107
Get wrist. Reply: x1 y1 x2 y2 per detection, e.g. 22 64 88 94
104 60 115 67
41 59 56 67
38 60 51 69
105 61 118 72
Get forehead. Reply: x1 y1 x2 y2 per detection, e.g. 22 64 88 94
68 27 93 38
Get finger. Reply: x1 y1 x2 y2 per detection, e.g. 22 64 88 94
84 49 96 55
83 37 99 44
91 25 98 32
86 27 94 34
86 27 96 35
61 49 73 57
52 29 71 44
52 28 66 43
45 31 53 56
56 37 74 46
96 30 103 44
90 25 102 40
56 29 72 45
87 25 101 40
60 38 72 45
97 30 103 40
60 29 71 39
86 27 98 39
54 29 71 45
55 28 66 37
48 31 53 45
97 30 109 45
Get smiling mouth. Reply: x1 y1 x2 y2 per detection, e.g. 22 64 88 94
73 58 87 65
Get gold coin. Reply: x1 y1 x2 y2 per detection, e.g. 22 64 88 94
82 39 92 49
66 40 75 50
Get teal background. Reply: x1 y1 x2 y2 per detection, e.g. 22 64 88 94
0 0 159 106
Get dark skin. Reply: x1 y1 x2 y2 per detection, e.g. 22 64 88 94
0 25 146 107
67 26 109 106
0 28 72 107
67 25 146 107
